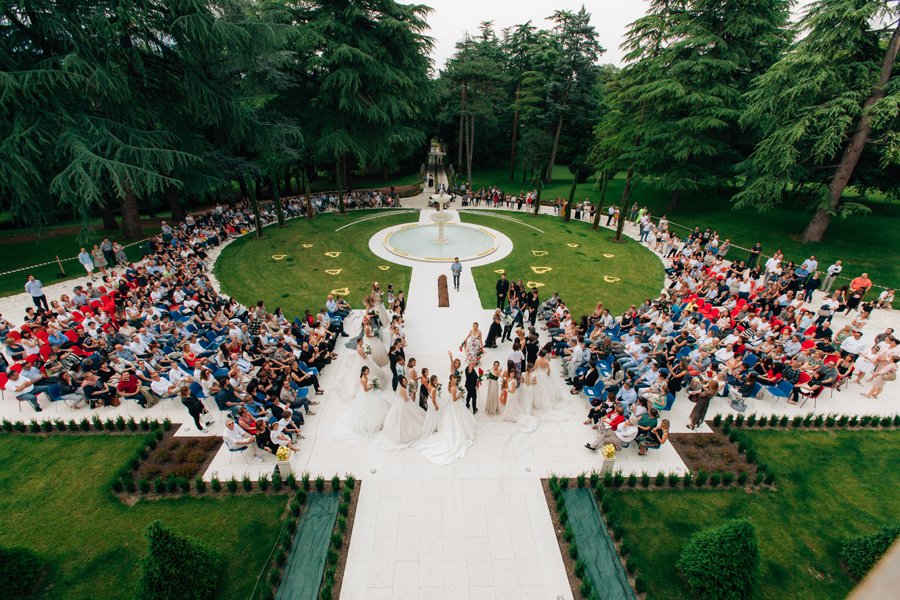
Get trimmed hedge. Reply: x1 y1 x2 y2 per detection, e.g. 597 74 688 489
841 524 900 580
676 519 760 600
0 546 45 599
136 521 224 600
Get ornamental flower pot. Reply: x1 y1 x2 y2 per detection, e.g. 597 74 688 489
276 460 292 477
600 456 617 475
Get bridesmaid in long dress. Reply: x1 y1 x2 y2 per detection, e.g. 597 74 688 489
464 322 484 365
418 367 431 410
364 317 389 367
382 375 426 445
407 358 420 406
502 361 525 423
415 375 443 443
484 361 502 416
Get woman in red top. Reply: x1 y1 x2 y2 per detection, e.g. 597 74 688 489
181 343 197 368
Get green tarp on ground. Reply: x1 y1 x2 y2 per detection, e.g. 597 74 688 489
563 488 636 600
276 492 340 600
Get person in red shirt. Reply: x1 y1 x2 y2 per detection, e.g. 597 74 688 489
117 371 146 408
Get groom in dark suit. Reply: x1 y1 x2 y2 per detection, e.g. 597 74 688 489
464 361 479 414
496 274 509 309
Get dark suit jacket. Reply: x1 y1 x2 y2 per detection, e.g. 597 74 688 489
496 279 510 297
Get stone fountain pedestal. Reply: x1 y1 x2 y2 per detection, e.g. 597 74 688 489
430 193 453 244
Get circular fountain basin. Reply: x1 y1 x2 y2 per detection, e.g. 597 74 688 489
384 223 499 262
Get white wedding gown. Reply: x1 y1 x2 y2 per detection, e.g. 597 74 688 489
382 387 426 446
418 390 477 466
531 367 577 422
414 389 446 443
364 327 390 367
342 348 391 399
502 380 540 433
373 292 390 329
332 381 392 444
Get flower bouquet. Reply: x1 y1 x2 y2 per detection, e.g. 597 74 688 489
476 368 485 384
365 344 373 356
434 383 443 396
601 444 617 459
276 446 291 461
407 380 417 395
372 377 381 390
501 314 513 327
486 371 499 381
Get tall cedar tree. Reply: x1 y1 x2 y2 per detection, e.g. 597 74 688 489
735 0 900 242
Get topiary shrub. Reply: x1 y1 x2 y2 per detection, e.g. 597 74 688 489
136 521 223 600
0 546 46 598
841 524 900 580
676 519 760 600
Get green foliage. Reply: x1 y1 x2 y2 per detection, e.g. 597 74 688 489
696 471 708 487
0 546 45 599
285 473 297 490
655 471 666 487
41 419 54 433
226 478 238 493
127 417 138 431
1 419 11 432
713 414 722 427
242 476 252 493
338 503 349 517
210 478 221 493
330 532 343 550
326 548 338 566
258 475 269 491
841 524 900 580
669 472 680 488
641 472 651 488
559 507 569 526
154 479 166 494
574 558 586 578
301 473 311 491
576 473 587 488
290 501 301 518
676 519 760 600
563 525 575 542
330 474 341 492
314 475 325 493
136 521 223 600
30 420 41 433
579 578 592 598
737 471 748 486
337 516 347 533
559 477 570 489
272 470 283 491
709 473 722 487
722 472 735 486
344 474 356 490
296 489 308 505
194 477 206 493
568 541 579 559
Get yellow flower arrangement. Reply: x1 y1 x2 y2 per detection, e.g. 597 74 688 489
601 444 617 459
276 446 291 462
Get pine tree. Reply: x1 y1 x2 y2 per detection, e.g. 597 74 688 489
735 0 900 242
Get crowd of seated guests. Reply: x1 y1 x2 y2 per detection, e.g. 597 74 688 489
522 226 899 453
0 203 373 461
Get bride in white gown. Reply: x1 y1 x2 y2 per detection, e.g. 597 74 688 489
372 283 390 329
418 374 477 466
531 350 576 421
342 338 391 399
363 316 390 368
414 375 443 443
502 360 539 433
382 375 426 445
332 366 392 443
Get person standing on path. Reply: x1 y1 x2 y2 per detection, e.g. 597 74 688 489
747 242 762 269
822 260 842 293
464 360 479 414
450 258 462 291
100 238 115 269
496 273 509 309
77 247 95 280
24 275 49 311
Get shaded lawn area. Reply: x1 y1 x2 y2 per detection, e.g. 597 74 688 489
467 161 900 290
214 211 417 321
0 434 287 600
0 229 160 299
608 430 900 600
460 211 665 317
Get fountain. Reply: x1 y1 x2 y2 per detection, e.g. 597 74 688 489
429 193 452 244
380 193 501 262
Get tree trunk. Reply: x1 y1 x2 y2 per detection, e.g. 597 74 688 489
509 82 521 181
304 171 315 220
465 113 475 188
248 177 264 237
563 170 578 222
591 171 608 230
615 167 635 241
142 194 156 218
547 113 564 184
285 169 292 196
336 158 346 214
800 21 900 242
100 198 119 231
165 183 185 222
667 190 680 210
457 84 467 170
533 175 543 217
270 171 285 226
120 185 143 239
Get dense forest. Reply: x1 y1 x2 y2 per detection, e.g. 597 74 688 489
2 0 899 242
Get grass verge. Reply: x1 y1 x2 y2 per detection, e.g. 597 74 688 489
607 430 900 600
0 434 287 600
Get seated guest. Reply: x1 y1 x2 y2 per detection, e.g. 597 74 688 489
570 359 599 394
638 420 670 455
222 419 261 462
586 416 640 451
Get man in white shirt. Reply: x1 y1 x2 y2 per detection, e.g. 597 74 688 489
149 372 178 399
822 260 843 293
222 420 262 461
564 340 586 380
24 276 49 311
714 344 735 365
839 330 867 358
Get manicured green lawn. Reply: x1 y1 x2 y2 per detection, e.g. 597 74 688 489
467 161 900 291
0 434 287 600
214 211 417 321
0 229 160 299
608 430 900 600
460 211 665 317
